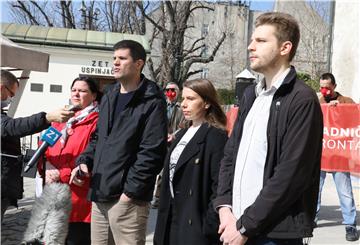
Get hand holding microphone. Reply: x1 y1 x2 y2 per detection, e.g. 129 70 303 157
24 105 82 173
45 104 81 123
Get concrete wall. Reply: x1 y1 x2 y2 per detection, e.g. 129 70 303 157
331 1 359 102
12 44 114 118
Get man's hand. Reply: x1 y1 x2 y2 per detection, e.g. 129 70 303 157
218 207 248 245
120 193 132 203
69 163 89 186
329 100 339 106
46 107 75 123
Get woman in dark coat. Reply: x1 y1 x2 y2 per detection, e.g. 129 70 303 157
154 79 228 245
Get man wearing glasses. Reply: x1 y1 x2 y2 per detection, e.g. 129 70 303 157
1 69 74 221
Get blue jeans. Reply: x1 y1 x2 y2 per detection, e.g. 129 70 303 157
246 237 303 245
317 171 357 226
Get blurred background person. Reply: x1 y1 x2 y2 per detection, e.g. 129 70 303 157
1 69 74 221
40 76 101 244
151 82 184 208
154 78 228 245
164 82 184 140
316 72 358 242
318 73 355 104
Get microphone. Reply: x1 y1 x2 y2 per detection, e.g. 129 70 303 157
23 126 62 173
67 104 81 112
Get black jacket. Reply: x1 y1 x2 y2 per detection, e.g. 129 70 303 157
1 110 50 203
77 75 168 202
214 66 323 239
154 124 228 245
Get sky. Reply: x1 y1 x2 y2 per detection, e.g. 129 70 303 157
0 1 11 23
249 0 275 11
0 0 275 24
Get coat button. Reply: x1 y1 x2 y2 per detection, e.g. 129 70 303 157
195 158 200 164
189 189 192 196
188 219 192 225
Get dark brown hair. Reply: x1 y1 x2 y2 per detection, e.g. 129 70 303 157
320 73 336 85
255 12 300 61
183 79 226 130
71 76 102 102
113 40 146 70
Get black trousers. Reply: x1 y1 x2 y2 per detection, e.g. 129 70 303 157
66 222 91 245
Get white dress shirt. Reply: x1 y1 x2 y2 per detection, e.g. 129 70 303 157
232 68 290 219
169 125 201 198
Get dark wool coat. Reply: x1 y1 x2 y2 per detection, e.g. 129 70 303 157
154 123 228 245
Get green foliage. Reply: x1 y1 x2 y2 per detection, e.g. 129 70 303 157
297 72 319 92
217 88 235 105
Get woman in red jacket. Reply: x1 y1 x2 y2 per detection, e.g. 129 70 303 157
43 76 101 245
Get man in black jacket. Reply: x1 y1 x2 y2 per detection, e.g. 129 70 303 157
70 40 167 245
1 69 74 221
214 12 323 245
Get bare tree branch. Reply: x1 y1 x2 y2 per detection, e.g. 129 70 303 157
186 69 203 78
180 32 226 84
190 5 214 13
136 1 165 33
183 37 205 56
30 1 53 26
12 1 40 25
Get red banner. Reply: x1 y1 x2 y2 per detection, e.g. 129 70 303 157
226 106 239 136
225 104 360 173
321 104 360 173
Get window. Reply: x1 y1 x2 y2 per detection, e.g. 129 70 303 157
201 68 209 79
201 45 208 58
30 83 43 92
50 84 62 93
201 24 209 37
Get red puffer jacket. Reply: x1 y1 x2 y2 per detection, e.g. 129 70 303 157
44 111 98 223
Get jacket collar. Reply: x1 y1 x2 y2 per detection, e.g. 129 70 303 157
275 65 297 96
108 74 164 101
170 123 210 174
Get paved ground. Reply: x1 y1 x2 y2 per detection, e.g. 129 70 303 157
1 174 359 245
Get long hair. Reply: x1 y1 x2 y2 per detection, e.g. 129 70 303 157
183 79 226 130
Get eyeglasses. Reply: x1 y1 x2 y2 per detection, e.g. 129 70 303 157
5 86 16 97
165 88 176 92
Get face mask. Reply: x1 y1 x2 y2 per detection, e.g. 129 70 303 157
166 90 177 100
320 87 331 97
320 87 332 103
1 97 12 109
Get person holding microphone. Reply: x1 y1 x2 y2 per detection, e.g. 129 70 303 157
1 69 74 220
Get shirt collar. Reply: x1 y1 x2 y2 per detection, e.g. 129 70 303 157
255 67 290 96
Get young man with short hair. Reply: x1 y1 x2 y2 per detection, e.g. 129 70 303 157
71 40 167 245
215 12 323 245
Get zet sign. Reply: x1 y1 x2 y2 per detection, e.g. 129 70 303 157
81 60 114 76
